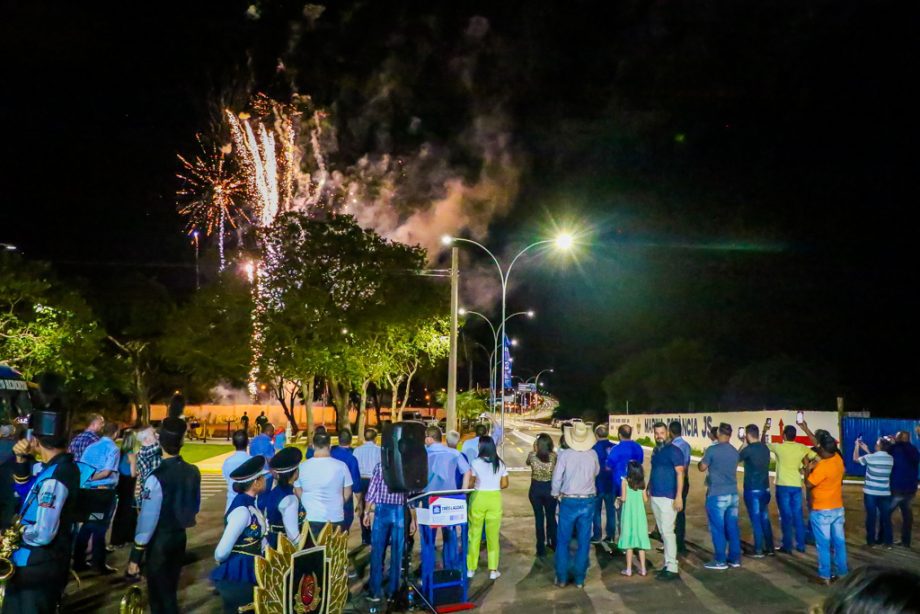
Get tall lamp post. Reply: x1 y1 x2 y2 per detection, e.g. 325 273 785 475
458 308 534 413
526 368 554 415
443 233 573 454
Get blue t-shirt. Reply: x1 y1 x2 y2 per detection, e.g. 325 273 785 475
701 442 740 497
606 440 644 492
889 441 920 493
249 434 275 460
592 440 614 493
649 443 684 499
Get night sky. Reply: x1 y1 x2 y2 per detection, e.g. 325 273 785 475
2 1 916 416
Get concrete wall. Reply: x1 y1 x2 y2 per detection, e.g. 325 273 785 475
608 409 839 452
150 403 444 429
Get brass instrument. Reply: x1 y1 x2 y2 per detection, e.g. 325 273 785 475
119 586 145 614
0 515 25 608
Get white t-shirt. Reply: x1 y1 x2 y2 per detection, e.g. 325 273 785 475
294 457 353 522
470 458 508 491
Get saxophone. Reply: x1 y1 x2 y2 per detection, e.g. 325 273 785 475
0 515 25 608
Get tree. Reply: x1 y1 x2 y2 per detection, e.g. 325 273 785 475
602 339 721 413
96 274 176 424
160 273 253 391
256 212 445 434
0 252 105 393
385 317 450 421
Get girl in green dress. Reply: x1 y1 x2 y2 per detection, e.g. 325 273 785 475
616 460 651 576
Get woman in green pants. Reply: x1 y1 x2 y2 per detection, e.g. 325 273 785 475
467 436 510 580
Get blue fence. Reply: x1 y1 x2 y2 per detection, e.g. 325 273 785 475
841 416 920 476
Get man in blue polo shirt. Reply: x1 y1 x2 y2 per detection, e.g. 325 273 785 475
648 422 684 581
424 426 471 568
669 421 692 555
591 425 615 544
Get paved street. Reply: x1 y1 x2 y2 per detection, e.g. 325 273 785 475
64 420 920 613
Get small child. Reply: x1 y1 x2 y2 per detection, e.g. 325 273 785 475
616 460 651 576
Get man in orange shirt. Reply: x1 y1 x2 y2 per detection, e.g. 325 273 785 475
805 436 848 585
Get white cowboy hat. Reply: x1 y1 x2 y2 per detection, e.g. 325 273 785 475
564 422 594 452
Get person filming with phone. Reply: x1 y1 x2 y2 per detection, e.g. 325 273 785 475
763 416 816 554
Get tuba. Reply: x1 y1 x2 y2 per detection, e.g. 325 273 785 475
0 515 25 608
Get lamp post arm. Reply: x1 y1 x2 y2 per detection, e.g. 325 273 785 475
504 240 552 285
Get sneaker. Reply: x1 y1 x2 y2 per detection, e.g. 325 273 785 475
591 538 604 545
765 550 776 557
467 570 475 579
749 552 766 559
704 561 729 571
728 561 741 568
489 570 501 580
655 570 679 581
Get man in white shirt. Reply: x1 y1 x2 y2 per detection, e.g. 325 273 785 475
221 430 251 512
295 430 353 537
353 428 381 546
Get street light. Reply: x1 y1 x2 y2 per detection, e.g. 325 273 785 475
444 232 572 454
458 307 534 414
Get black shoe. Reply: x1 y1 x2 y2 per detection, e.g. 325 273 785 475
649 529 662 541
656 570 679 581
96 564 118 575
676 547 689 556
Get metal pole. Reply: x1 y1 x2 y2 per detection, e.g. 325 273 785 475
446 247 459 433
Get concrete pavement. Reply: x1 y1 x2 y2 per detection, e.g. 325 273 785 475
62 421 920 613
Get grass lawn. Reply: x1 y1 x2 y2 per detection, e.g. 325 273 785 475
181 443 234 464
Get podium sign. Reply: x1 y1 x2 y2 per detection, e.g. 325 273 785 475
418 495 467 526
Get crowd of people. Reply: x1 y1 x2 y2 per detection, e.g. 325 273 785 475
1 407 918 614
522 419 920 589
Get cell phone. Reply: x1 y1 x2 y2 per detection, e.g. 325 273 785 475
765 418 772 429
796 411 804 424
737 426 745 441
25 428 33 442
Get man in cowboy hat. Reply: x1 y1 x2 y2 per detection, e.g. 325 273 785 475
551 421 600 588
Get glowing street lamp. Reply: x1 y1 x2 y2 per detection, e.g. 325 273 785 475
444 232 572 454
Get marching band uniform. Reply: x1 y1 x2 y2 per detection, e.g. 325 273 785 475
3 410 79 614
212 456 269 614
258 446 305 548
129 417 201 614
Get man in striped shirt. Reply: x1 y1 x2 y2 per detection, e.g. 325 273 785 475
853 436 894 548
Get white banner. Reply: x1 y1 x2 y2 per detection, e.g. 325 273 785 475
608 409 839 452
417 495 468 526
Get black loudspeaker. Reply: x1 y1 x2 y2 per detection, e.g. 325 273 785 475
381 421 428 492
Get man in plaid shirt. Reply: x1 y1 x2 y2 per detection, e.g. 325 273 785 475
362 463 417 603
68 414 104 462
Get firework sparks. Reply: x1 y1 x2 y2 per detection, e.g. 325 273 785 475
176 135 247 269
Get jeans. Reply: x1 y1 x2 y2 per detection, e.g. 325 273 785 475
650 496 678 573
528 480 557 555
705 494 741 565
421 525 459 568
593 489 617 541
370 503 405 598
675 474 690 551
890 491 915 547
360 477 372 545
810 508 848 580
554 497 594 584
743 489 775 554
775 485 806 551
864 493 893 545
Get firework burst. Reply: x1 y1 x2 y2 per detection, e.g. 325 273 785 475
176 135 247 269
